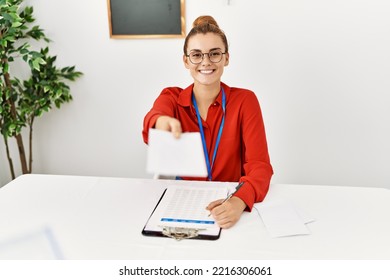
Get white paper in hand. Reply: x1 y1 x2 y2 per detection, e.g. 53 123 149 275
147 129 208 177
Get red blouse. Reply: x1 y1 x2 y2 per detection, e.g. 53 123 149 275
142 82 273 210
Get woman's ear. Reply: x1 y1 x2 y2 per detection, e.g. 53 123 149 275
224 52 230 66
183 54 190 69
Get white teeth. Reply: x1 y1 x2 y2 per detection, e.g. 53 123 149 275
200 70 213 74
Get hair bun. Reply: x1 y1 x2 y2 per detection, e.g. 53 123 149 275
192 15 219 28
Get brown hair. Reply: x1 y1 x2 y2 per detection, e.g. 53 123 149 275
183 15 228 55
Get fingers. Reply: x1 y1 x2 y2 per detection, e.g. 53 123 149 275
208 197 246 229
206 199 224 211
212 204 239 229
217 218 235 229
169 119 182 138
155 116 182 138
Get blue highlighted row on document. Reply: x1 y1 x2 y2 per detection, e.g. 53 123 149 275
161 218 215 225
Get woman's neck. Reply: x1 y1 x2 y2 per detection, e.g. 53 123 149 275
193 83 221 120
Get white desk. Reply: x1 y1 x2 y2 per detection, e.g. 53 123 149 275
0 174 389 260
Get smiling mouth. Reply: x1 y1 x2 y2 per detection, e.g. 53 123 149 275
199 69 215 74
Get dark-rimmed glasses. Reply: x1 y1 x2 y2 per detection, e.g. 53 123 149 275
186 50 226 64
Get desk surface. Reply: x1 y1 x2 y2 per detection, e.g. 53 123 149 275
0 174 389 260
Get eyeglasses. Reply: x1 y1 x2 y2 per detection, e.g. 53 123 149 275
186 50 226 64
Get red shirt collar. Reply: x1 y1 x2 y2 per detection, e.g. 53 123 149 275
177 82 230 108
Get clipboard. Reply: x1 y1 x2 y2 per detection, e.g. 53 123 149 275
142 188 223 241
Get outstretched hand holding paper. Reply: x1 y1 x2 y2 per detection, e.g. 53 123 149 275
146 128 207 177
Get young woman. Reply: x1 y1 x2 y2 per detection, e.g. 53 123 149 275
143 16 273 229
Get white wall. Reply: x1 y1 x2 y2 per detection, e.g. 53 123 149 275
1 0 390 189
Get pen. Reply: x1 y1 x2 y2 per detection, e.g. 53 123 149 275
208 181 245 217
220 181 245 204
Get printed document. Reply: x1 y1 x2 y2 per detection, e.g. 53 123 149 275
144 185 228 236
146 129 208 177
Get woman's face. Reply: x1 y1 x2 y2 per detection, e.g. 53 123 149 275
183 33 229 88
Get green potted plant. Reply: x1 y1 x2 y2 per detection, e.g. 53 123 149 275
1 0 83 180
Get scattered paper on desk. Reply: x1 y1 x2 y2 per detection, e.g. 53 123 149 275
295 206 316 225
147 128 207 177
257 199 313 238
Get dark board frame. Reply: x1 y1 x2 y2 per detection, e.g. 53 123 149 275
107 0 186 39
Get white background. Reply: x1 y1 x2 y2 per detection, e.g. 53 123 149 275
0 260 389 280
1 0 389 189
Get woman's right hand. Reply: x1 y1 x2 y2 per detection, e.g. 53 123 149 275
155 116 182 138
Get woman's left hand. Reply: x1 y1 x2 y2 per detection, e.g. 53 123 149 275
206 196 246 229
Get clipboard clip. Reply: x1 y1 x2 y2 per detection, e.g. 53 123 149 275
162 226 204 241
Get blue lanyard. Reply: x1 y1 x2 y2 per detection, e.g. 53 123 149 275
192 88 226 181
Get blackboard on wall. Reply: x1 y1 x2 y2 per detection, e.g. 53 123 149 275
107 0 186 39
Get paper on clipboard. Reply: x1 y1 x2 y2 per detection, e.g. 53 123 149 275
142 185 228 239
146 129 207 177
